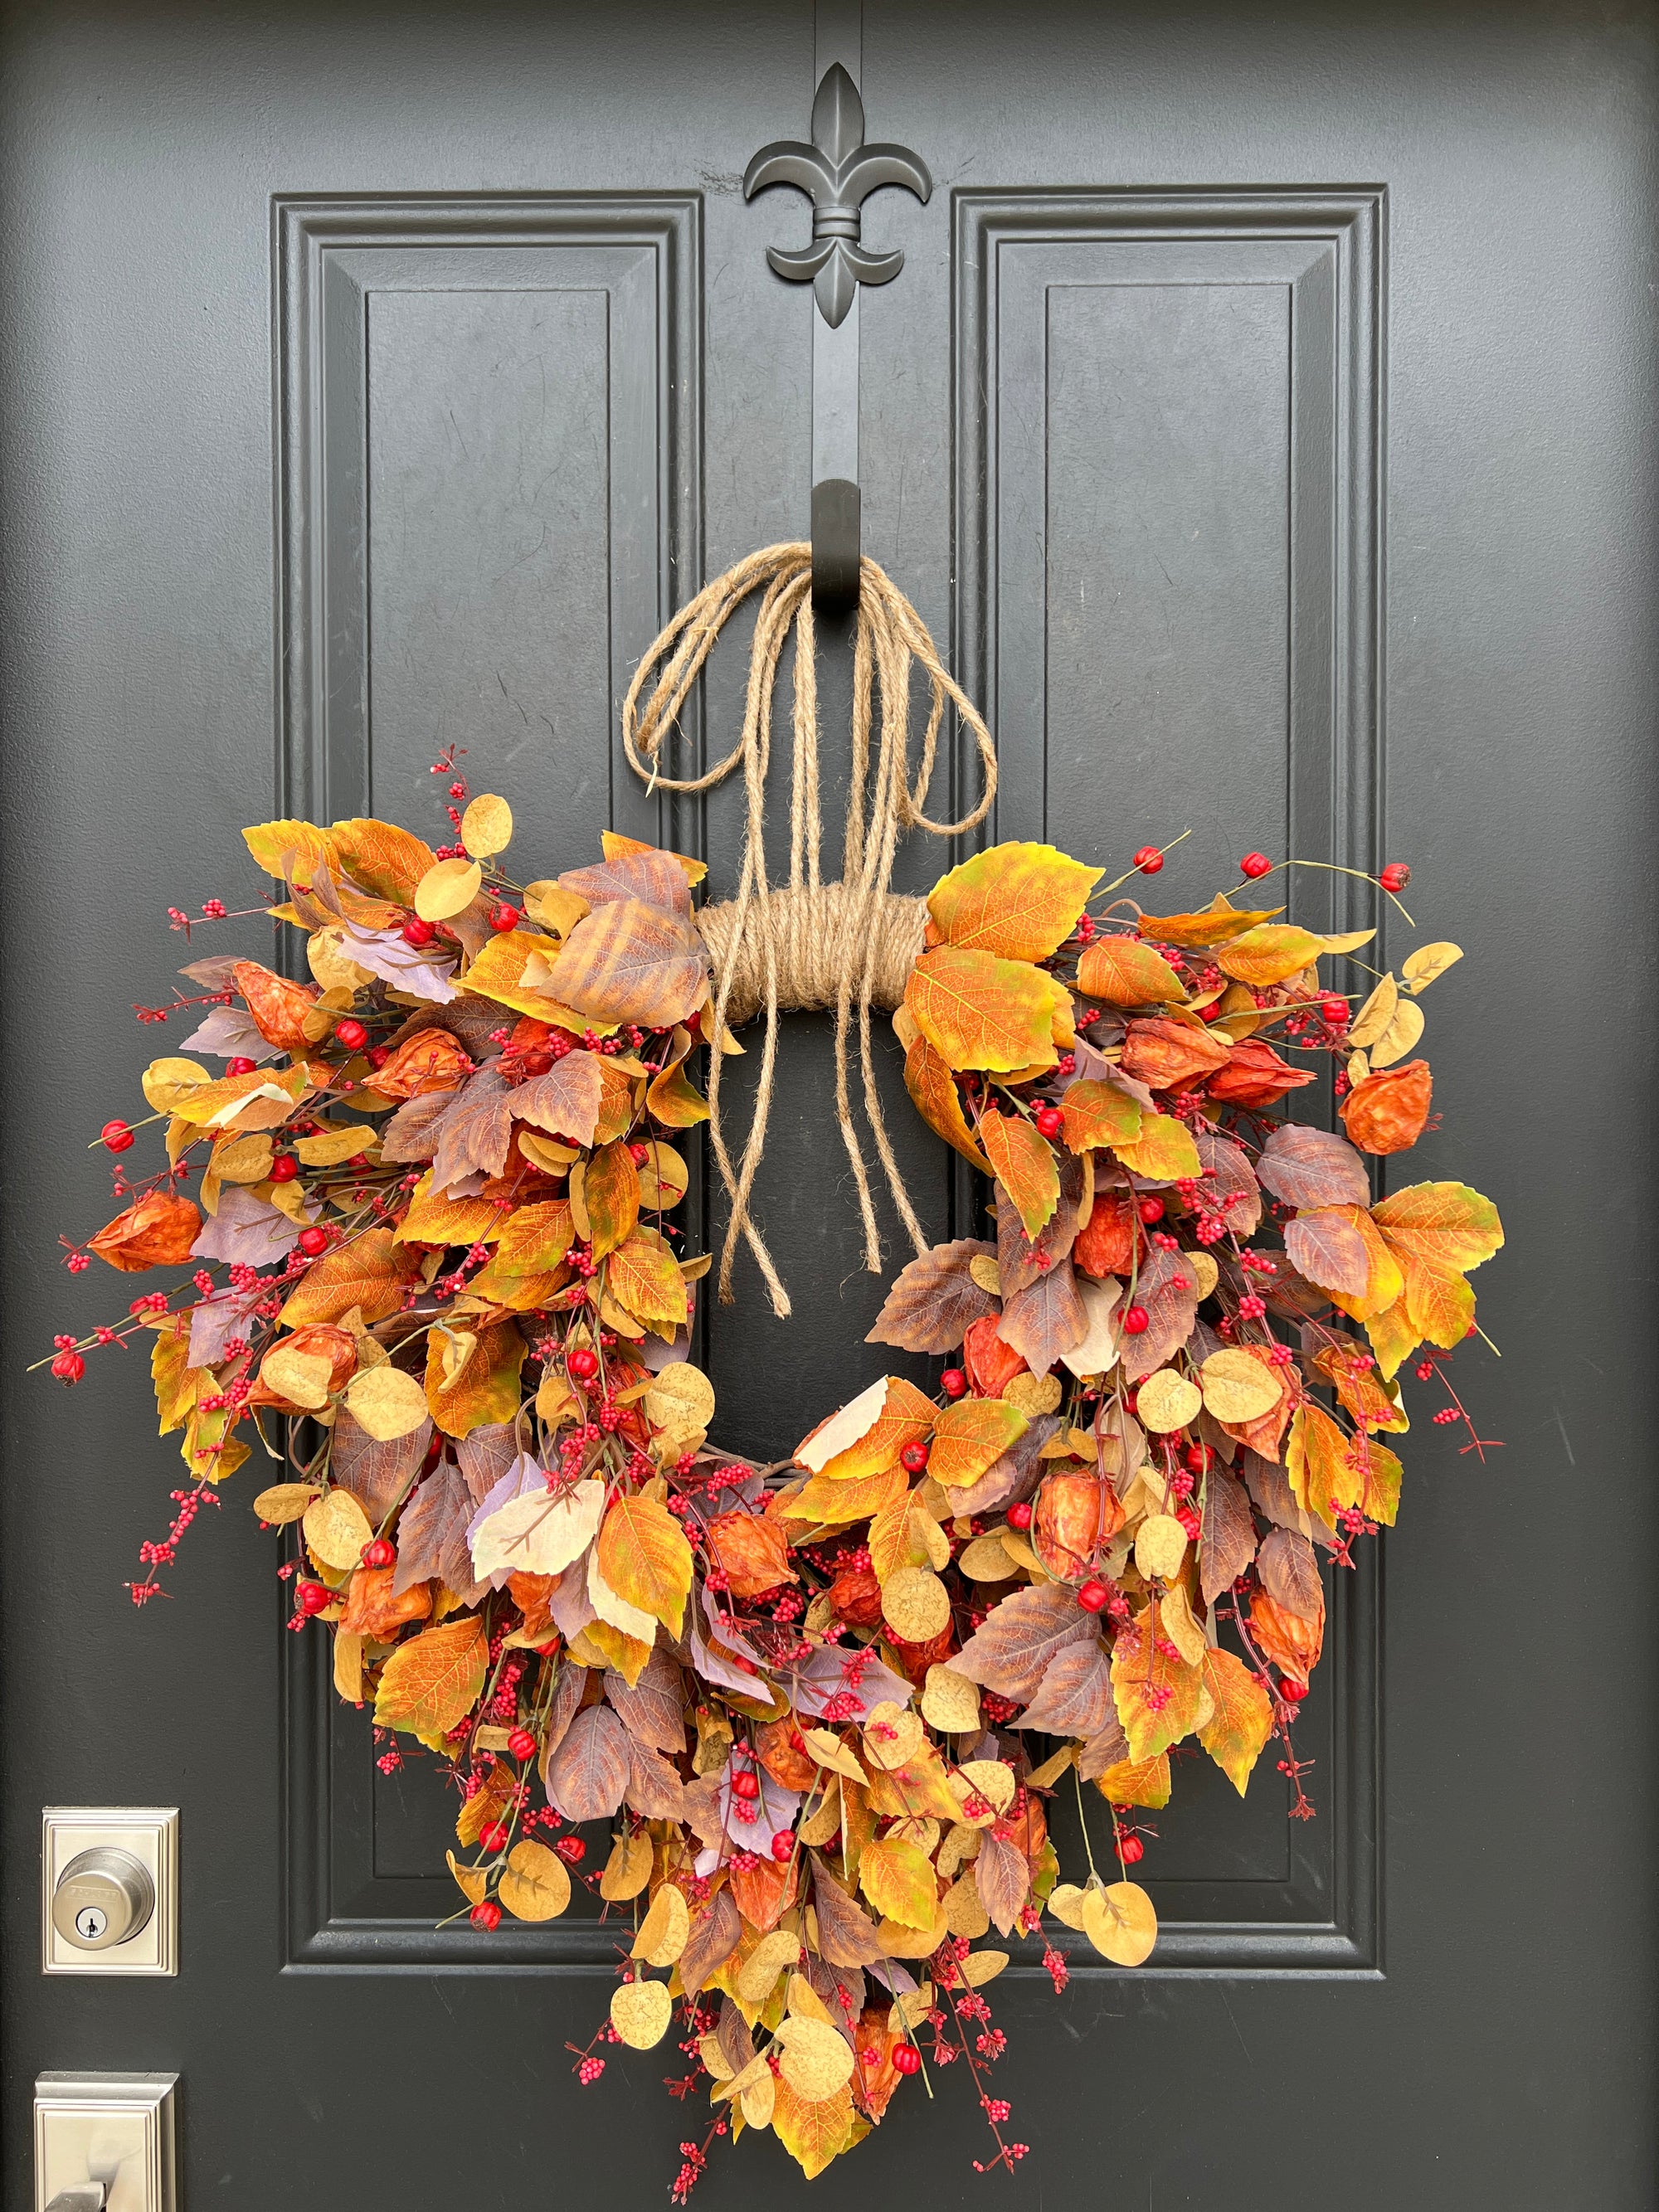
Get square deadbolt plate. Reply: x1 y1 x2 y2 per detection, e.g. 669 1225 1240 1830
35 2073 178 2212
41 1809 178 1976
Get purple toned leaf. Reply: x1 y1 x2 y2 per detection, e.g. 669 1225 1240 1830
541 1663 587 1761
187 1289 261 1369
1243 1449 1335 1552
380 1089 456 1165
997 1257 1088 1374
805 1958 866 2045
178 955 243 990
1076 1708 1132 1780
560 851 692 919
1199 1463 1257 1607
784 1641 915 1723
545 1704 630 1824
1118 1245 1199 1383
865 1237 998 1355
430 1067 514 1192
1256 1123 1370 1211
1257 1527 1325 1620
1194 1128 1262 1237
944 1413 1060 1519
624 1738 688 1821
392 1460 482 1603
951 1582 1097 1703
332 1407 432 1523
337 922 460 1003
191 1186 305 1266
510 1051 606 1147
679 1889 742 1997
811 1868 888 1969
176 1004 280 1062
713 1754 800 1859
1284 1208 1371 1296
1013 1639 1114 1736
605 1646 688 1755
456 1424 523 1509
974 1830 1030 1937
679 1776 724 1850
998 1150 1087 1298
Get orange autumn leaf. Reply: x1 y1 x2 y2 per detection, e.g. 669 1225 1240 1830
1136 897 1281 949
1058 1078 1143 1155
395 1173 507 1251
781 1461 909 1525
645 1059 710 1129
372 1614 487 1735
89 1191 202 1271
1340 1058 1433 1155
903 946 1065 1074
1111 1111 1202 1184
929 1395 1028 1488
810 1376 935 1484
705 1510 797 1598
1215 922 1323 987
926 840 1101 961
1110 1597 1205 1761
980 1111 1060 1238
1076 936 1185 1006
1323 1205 1406 1323
423 1319 527 1439
1285 1401 1348 1528
326 816 437 904
1197 1646 1275 1794
1120 1017 1230 1091
339 1563 432 1640
279 1227 421 1325
372 1029 474 1102
1205 1038 1318 1106
1248 1587 1324 1681
581 1140 640 1259
232 960 320 1053
491 1198 576 1276
902 1035 992 1172
544 897 708 1028
604 1229 689 1333
596 1492 694 1636
1089 1752 1171 1809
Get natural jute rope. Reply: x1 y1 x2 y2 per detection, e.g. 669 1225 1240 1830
622 543 997 1316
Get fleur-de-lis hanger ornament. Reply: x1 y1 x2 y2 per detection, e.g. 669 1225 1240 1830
743 64 932 328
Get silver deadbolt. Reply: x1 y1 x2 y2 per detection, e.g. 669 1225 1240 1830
51 1850 154 1954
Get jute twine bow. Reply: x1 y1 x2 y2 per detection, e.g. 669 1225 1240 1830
623 542 997 1316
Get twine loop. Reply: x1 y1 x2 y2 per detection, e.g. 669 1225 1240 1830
622 543 997 1315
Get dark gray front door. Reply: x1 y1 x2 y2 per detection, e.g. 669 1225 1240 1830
4 2 1654 2204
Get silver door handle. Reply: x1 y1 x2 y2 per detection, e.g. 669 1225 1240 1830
46 2189 107 2211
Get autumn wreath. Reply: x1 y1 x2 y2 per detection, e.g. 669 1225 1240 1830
48 771 1501 2189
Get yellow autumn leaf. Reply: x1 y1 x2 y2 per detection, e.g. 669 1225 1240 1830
242 817 332 881
372 1615 486 1736
928 1395 1028 1488
423 1320 527 1439
1112 1112 1202 1183
328 818 438 904
980 1109 1061 1238
604 1229 689 1334
1058 1077 1143 1152
904 946 1066 1073
1216 923 1325 986
596 1492 693 1637
1197 1646 1275 1794
902 1033 993 1171
926 840 1102 961
1076 936 1185 1005
859 1836 937 1928
460 793 513 858
414 857 483 922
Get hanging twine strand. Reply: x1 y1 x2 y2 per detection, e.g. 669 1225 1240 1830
622 542 997 1315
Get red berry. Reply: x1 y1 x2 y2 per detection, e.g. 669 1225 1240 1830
334 1017 367 1051
730 1768 761 1801
1319 994 1350 1027
628 1141 651 1166
1005 1501 1034 1532
402 916 436 946
900 1441 931 1475
297 1579 331 1616
100 1120 135 1154
1239 852 1273 880
1117 1832 1146 1865
1182 1443 1213 1474
1280 1677 1307 1704
226 1056 256 1076
507 1728 538 1761
367 1045 390 1069
1379 863 1411 893
297 1225 328 1258
1034 1105 1063 1140
567 1345 599 1381
469 1898 504 1932
362 1538 396 1570
1121 1305 1150 1335
555 1835 586 1864
1136 1196 1165 1224
480 1821 512 1854
1131 844 1165 875
270 1153 299 1183
893 2044 923 2076
1078 1578 1111 1613
51 1350 86 1385
940 1368 967 1400
771 1831 795 1862
489 902 519 933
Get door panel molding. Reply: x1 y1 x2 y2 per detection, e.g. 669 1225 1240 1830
275 192 700 1970
952 187 1384 1975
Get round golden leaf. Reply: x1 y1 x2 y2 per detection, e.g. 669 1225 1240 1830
445 1850 488 1908
1135 1512 1189 1583
1369 994 1426 1068
414 856 483 921
860 1700 924 1772
599 1832 654 1902
643 1361 716 1437
211 1131 275 1184
307 927 374 993
302 1487 373 1570
942 1872 990 1939
460 793 513 858
1005 1370 1063 1417
1188 1250 1219 1301
261 1344 336 1411
1136 1367 1203 1433
343 1363 430 1441
733 1928 801 2002
876 1910 948 1958
1046 1881 1089 1932
968 1254 1004 1295
518 1130 578 1175
498 1840 572 1922
610 1978 674 2049
888 1984 934 2032
1199 1348 1282 1423
786 1971 835 2025
961 1949 1009 1986
956 1757 1016 1816
776 2015 856 2103
251 1481 321 1526
739 2069 776 2131
921 1663 982 1733
638 1142 689 1211
632 1880 690 1966
887 1816 941 1858
881 1564 951 1643
956 1534 1017 1583
1080 1879 1158 1966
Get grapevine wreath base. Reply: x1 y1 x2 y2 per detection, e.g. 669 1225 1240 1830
48 580 1501 2189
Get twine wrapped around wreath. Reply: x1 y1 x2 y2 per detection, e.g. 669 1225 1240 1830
622 543 997 1316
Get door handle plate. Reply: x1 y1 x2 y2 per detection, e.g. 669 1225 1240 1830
34 2074 177 2212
